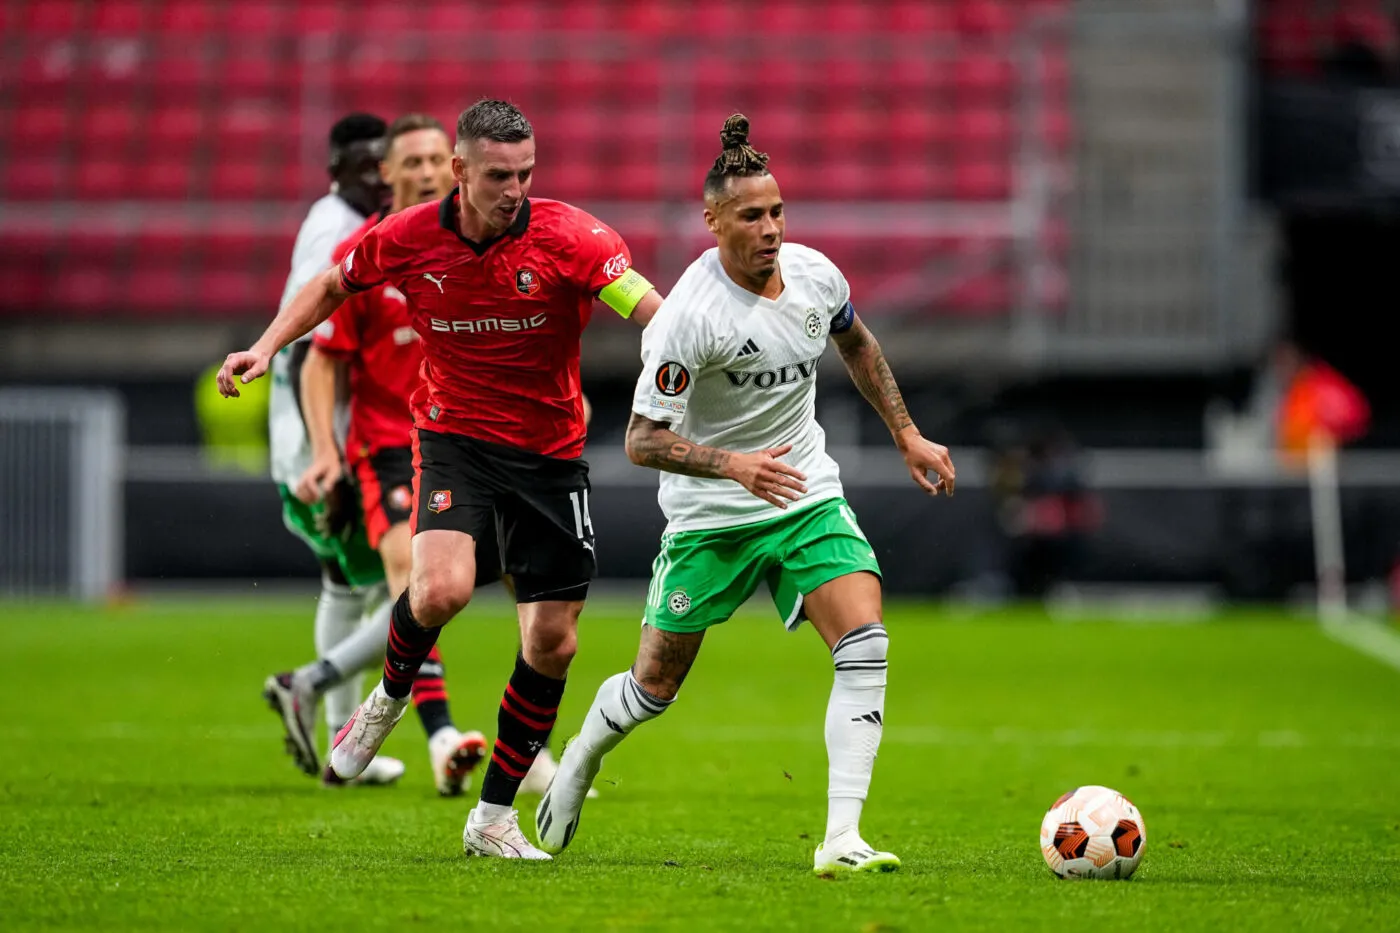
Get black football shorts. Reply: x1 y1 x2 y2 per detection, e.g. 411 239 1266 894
411 428 595 602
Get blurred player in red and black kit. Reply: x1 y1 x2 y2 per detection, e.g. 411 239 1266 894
266 114 506 797
218 99 662 858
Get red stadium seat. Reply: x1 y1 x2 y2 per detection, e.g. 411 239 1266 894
0 157 65 200
89 103 139 149
154 1 220 36
954 53 1016 105
753 3 808 36
224 2 289 36
23 1 86 34
0 0 1070 322
10 104 70 147
888 0 956 34
825 2 882 36
209 160 265 200
291 4 341 34
952 161 1014 201
148 106 205 155
91 0 147 34
129 158 198 200
73 160 132 200
944 270 1014 317
955 0 1017 38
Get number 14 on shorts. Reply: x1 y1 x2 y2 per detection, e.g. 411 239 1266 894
569 490 593 543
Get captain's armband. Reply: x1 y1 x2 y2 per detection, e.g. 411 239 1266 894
599 268 654 319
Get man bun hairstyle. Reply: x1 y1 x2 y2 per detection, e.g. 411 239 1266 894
456 98 533 146
704 113 770 198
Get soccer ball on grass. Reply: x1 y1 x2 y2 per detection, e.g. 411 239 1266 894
1040 784 1145 880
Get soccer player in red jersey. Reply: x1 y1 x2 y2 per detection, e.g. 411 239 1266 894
263 114 496 797
217 99 662 858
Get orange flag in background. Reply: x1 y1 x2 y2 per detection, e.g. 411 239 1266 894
1277 361 1371 456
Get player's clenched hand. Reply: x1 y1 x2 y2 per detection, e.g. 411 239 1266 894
899 432 955 497
216 349 271 398
295 454 343 505
728 444 808 509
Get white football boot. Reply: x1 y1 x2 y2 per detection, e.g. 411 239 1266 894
320 756 405 787
813 833 902 874
329 682 408 780
534 737 600 855
519 747 598 799
463 807 552 860
429 728 487 797
262 672 319 776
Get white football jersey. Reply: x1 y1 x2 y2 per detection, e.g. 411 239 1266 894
268 192 366 486
630 242 857 533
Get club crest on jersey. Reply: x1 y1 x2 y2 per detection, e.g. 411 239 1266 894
515 267 541 296
427 489 452 513
655 361 691 397
667 589 692 615
388 485 413 511
804 310 824 340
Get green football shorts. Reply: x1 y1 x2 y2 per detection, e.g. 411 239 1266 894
277 484 384 588
643 497 881 634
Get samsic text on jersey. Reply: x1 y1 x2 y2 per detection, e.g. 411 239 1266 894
339 190 646 459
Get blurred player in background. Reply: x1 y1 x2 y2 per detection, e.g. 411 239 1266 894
264 115 478 794
218 99 662 858
263 113 405 785
536 115 957 873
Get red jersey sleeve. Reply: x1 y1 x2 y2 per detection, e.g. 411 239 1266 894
569 211 654 319
571 214 634 296
338 221 389 294
311 300 362 360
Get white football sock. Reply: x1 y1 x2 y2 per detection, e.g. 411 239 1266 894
575 671 672 763
312 577 364 731
824 623 888 843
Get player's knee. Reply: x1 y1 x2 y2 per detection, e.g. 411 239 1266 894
528 625 577 674
830 622 889 688
409 571 473 628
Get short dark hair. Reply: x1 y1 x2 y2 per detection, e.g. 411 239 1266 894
456 99 533 146
387 113 448 149
703 114 770 199
329 113 388 150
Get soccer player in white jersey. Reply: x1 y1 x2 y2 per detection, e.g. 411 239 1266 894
264 112 404 785
536 115 956 872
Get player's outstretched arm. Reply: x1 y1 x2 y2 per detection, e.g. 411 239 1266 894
626 288 664 328
625 412 808 510
294 346 346 504
216 266 352 398
831 316 956 497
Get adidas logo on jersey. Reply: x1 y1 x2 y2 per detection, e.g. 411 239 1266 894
736 338 761 358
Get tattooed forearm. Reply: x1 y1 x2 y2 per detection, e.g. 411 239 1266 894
837 323 914 436
626 413 734 478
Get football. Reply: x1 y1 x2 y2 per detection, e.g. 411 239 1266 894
1040 785 1146 880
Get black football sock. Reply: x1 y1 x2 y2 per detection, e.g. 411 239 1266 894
381 591 440 700
412 645 455 737
479 653 565 806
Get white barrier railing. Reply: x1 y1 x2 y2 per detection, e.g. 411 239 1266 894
0 389 124 599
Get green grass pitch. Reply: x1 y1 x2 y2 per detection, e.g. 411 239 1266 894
1 595 1397 931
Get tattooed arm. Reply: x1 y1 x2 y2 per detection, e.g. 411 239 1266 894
625 412 808 510
830 315 957 496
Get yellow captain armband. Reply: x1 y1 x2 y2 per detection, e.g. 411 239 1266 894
599 268 654 319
